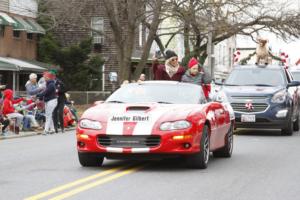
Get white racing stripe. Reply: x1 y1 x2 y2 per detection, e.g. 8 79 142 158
133 107 169 135
106 147 123 153
131 148 150 153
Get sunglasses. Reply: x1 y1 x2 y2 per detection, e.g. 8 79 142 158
171 58 178 62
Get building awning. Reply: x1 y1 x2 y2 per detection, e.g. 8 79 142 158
0 12 16 26
11 16 35 32
25 18 46 34
0 57 47 72
0 60 18 71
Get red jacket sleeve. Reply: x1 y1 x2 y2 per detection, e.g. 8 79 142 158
155 66 163 80
152 60 159 80
12 97 24 104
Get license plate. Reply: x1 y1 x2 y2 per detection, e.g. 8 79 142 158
241 114 256 122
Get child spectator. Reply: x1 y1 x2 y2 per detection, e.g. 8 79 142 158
2 89 24 134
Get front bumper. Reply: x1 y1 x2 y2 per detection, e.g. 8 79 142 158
76 126 203 156
234 103 291 129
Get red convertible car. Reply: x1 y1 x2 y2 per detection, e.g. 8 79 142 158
77 81 234 169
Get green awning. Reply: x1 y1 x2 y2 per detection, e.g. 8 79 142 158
12 16 35 32
25 18 46 34
0 57 47 72
0 12 16 26
0 60 18 71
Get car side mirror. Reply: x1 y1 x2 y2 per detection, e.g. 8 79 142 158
287 81 300 88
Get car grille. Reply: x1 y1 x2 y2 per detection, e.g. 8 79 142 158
231 103 269 113
97 135 161 148
231 96 268 100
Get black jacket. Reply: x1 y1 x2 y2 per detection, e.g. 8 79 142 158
55 78 67 102
37 80 57 102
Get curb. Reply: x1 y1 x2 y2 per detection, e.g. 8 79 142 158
0 127 76 140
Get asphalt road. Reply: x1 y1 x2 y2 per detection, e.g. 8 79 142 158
1 130 300 200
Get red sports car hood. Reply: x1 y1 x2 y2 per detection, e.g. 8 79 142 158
81 103 205 135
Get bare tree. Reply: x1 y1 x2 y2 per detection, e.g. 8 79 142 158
155 0 300 64
39 0 300 81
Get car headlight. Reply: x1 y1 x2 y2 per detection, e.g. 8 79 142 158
271 90 287 103
79 119 102 130
215 91 228 102
160 120 191 131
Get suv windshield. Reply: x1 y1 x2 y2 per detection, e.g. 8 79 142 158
106 83 206 104
225 67 286 86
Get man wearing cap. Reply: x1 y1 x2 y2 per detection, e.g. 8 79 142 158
182 57 212 98
37 71 57 135
152 50 185 81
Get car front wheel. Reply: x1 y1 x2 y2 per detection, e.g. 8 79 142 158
186 125 210 169
281 117 293 136
78 152 104 167
293 115 299 131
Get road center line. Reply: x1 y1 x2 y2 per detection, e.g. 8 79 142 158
24 165 126 200
48 165 145 200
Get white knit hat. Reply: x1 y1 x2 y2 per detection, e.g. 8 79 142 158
29 73 37 80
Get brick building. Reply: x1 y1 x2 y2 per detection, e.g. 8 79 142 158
0 0 47 91
50 0 152 91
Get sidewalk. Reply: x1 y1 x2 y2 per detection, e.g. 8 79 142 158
0 127 76 140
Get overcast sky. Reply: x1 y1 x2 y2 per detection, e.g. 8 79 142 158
237 0 300 65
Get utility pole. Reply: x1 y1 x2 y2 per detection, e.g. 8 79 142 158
207 9 214 79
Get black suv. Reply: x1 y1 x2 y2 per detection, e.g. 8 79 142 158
216 65 300 135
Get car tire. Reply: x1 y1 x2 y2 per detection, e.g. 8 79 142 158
78 152 104 167
213 123 233 158
293 115 299 131
281 117 293 136
186 125 210 169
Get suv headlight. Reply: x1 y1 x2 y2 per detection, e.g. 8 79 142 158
79 119 102 130
215 91 228 102
271 90 287 103
160 120 191 131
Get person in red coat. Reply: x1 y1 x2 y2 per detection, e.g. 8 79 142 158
152 50 185 81
2 89 24 134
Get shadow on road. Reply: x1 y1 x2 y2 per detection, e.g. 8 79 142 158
234 129 283 137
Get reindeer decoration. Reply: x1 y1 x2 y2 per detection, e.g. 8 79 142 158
255 38 270 65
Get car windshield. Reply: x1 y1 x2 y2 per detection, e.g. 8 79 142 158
291 71 300 81
225 67 286 86
106 83 206 104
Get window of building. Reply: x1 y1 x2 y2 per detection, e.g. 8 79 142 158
27 33 33 40
0 25 4 37
91 17 104 44
13 30 21 38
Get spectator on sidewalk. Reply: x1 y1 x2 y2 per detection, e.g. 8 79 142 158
181 57 212 99
2 89 24 134
50 69 67 133
138 74 146 82
0 85 10 135
25 73 44 98
37 72 57 135
152 50 185 81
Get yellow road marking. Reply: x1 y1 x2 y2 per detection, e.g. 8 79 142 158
24 165 125 200
49 165 145 200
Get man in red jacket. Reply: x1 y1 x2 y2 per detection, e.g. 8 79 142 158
152 50 185 81
2 89 24 134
